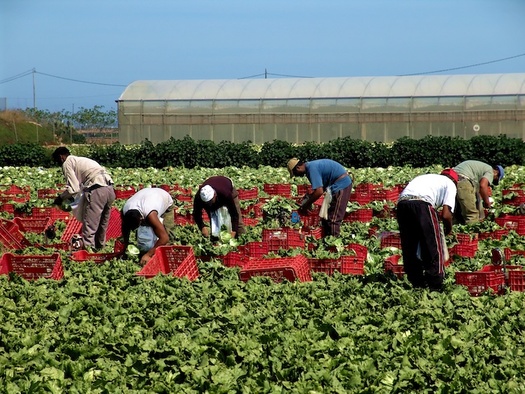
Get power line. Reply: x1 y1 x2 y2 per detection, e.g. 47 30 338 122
0 69 128 87
399 52 525 76
36 71 127 87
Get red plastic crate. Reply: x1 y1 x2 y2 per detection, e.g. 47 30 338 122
60 218 83 243
301 227 323 240
296 210 320 227
350 191 373 205
13 217 52 233
262 228 305 251
237 187 259 200
0 203 15 214
507 268 525 292
114 185 136 199
71 241 125 263
37 188 61 200
504 248 525 261
221 251 249 268
0 185 30 203
478 229 509 241
384 255 405 278
137 245 199 281
0 252 63 280
380 231 402 249
105 207 122 240
239 255 311 283
296 184 311 196
308 254 365 276
502 188 525 206
370 188 400 202
30 207 71 221
495 214 525 235
263 183 292 197
455 265 506 296
355 183 382 193
345 208 373 222
243 218 261 226
449 241 478 258
238 242 269 258
0 220 32 250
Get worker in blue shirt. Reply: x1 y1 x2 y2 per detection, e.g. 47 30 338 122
287 158 352 237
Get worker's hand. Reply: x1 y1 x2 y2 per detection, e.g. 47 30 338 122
298 205 309 215
483 200 492 209
53 195 63 206
201 227 210 237
140 253 153 266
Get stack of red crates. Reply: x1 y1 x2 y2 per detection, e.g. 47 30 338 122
239 255 311 283
495 214 525 236
137 245 199 280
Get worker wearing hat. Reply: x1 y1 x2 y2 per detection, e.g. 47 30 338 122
452 160 505 224
287 158 352 237
193 176 245 239
396 169 458 291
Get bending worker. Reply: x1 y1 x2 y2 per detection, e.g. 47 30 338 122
452 160 504 224
52 146 115 251
193 176 245 240
287 158 352 237
397 169 458 291
121 187 174 265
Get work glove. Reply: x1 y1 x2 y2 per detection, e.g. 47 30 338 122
53 195 63 206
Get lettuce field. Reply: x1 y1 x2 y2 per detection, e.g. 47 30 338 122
2 164 525 393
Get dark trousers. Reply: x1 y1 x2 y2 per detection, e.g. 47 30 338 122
396 200 446 290
322 184 352 237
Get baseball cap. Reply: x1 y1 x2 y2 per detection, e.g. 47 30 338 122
440 168 459 183
287 158 300 178
494 165 504 185
200 185 215 202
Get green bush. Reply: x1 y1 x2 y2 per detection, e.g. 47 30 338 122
1 135 524 169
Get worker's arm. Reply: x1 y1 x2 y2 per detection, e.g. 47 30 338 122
299 187 324 213
441 205 454 235
479 177 492 208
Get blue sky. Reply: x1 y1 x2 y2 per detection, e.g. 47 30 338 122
1 0 524 113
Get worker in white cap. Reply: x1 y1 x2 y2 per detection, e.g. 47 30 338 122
193 176 245 239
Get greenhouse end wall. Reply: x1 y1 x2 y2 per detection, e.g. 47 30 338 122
117 97 525 144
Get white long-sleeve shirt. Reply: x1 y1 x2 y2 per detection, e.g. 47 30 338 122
60 155 113 199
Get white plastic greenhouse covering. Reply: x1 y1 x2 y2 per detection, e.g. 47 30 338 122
117 73 525 144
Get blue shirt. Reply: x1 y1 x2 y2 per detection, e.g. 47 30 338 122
305 159 352 194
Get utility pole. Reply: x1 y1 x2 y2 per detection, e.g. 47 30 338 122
33 68 38 142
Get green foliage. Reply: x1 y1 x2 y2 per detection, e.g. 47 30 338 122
0 143 52 167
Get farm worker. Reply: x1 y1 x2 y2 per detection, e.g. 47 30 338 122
193 176 245 239
396 169 458 291
452 160 504 224
52 146 115 251
121 187 174 265
287 158 352 237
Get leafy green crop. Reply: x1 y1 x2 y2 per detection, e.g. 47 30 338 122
1 165 525 392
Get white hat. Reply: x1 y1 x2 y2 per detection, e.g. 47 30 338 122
200 185 215 202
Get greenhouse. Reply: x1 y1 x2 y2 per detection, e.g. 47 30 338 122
117 73 525 144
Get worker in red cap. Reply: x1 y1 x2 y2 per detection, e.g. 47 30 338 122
452 160 505 224
395 169 458 291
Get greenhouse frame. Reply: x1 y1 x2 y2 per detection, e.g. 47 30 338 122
117 73 525 144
